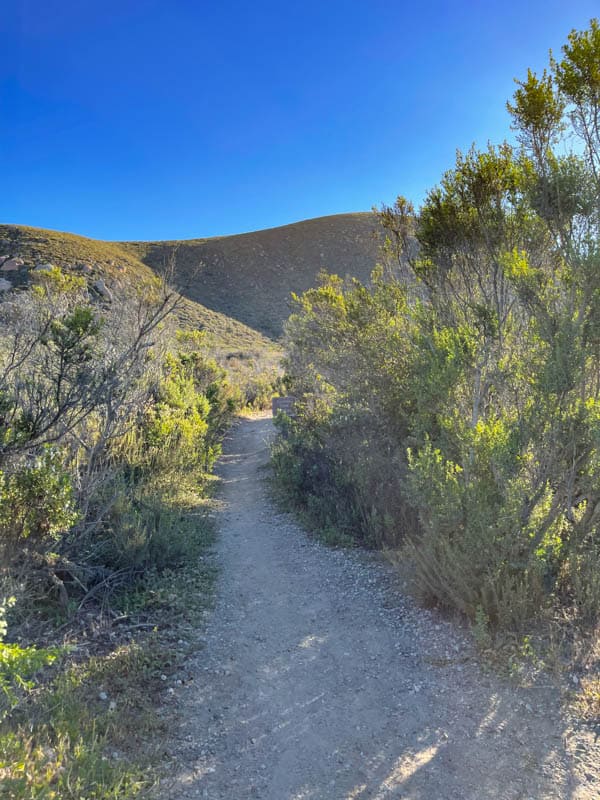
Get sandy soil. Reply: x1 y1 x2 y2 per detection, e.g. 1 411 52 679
160 415 599 799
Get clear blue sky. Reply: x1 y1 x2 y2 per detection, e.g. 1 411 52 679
1 1 598 240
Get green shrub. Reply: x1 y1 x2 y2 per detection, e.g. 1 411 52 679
273 19 600 647
0 449 78 556
0 265 234 612
272 400 414 549
0 597 59 723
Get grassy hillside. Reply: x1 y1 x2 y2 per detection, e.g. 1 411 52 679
0 223 279 365
0 213 383 382
122 212 384 338
1 212 383 345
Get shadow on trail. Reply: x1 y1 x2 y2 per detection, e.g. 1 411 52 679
176 415 586 800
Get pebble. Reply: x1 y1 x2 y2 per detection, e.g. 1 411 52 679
159 418 600 798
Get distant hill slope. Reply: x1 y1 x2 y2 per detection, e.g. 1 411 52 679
0 213 384 362
0 223 280 365
121 212 384 338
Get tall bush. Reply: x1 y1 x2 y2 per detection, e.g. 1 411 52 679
0 266 238 612
276 19 600 636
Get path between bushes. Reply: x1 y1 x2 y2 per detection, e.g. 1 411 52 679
161 415 599 799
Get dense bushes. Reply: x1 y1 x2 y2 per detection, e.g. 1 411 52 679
274 20 600 640
0 269 239 616
0 266 244 794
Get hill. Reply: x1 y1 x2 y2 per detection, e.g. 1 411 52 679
121 212 384 338
0 223 280 365
0 212 381 342
0 213 384 374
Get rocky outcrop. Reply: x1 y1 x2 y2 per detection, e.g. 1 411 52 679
92 279 113 302
0 278 12 292
1 258 24 271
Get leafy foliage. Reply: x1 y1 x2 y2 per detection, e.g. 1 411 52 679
0 450 77 548
0 262 242 796
275 19 600 642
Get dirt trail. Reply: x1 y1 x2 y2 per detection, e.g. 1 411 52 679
162 415 598 799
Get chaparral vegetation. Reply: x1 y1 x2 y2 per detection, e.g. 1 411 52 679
3 16 600 799
0 264 246 796
273 21 600 657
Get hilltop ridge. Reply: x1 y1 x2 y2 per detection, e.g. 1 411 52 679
121 212 384 337
1 213 383 342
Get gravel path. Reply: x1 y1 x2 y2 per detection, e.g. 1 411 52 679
162 415 599 799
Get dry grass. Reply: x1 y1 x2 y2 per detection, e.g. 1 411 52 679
1 213 381 369
0 488 218 799
122 212 384 338
573 676 600 720
0 223 282 366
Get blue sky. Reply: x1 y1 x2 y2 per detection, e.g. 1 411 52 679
1 1 598 240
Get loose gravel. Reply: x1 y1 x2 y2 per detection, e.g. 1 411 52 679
160 415 599 799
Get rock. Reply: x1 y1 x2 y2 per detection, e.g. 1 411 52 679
92 279 113 302
98 691 108 701
77 262 94 274
1 258 23 271
0 255 10 266
34 263 54 272
0 278 12 292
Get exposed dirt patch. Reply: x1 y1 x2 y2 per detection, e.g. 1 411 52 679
160 416 599 799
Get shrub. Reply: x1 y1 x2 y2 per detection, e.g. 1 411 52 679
0 265 237 615
273 19 600 646
0 449 78 558
0 597 58 723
